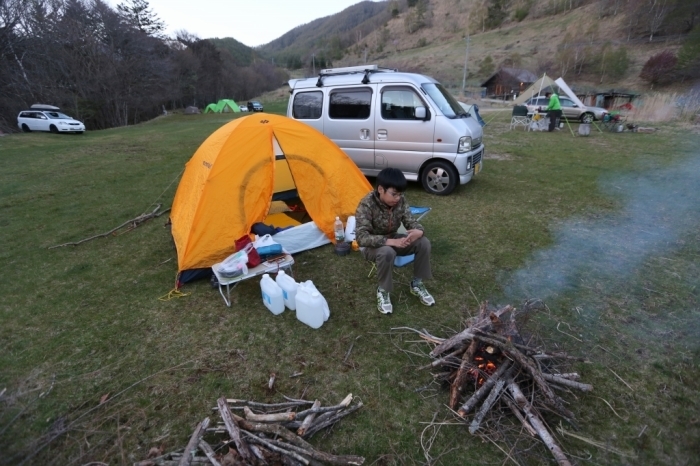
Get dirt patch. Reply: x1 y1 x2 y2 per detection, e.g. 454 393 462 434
485 152 514 160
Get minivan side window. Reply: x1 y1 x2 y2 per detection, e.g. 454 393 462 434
381 88 425 120
292 91 323 119
329 88 371 120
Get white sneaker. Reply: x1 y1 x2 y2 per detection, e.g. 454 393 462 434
410 280 435 306
377 288 393 314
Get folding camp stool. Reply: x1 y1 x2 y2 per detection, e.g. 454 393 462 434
213 254 295 307
366 206 432 278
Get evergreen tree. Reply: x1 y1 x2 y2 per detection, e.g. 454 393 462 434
117 0 165 37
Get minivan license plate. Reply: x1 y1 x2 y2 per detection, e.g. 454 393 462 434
474 162 481 175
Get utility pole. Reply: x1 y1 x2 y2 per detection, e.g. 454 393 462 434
312 53 316 75
461 32 470 97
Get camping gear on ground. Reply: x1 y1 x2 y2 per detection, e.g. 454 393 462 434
344 216 356 242
170 114 372 285
275 270 298 311
184 106 200 115
303 281 330 321
296 281 329 328
529 112 548 131
334 241 351 256
510 105 531 131
578 123 591 136
260 274 285 315
602 112 626 132
334 217 345 242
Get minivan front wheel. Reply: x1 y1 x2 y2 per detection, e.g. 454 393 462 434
421 160 457 196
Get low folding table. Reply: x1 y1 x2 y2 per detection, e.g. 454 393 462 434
212 254 294 307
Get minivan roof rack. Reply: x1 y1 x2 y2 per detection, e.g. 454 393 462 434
315 64 397 87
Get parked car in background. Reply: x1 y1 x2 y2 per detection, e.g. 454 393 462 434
17 105 85 133
524 96 607 123
247 101 264 112
239 105 248 112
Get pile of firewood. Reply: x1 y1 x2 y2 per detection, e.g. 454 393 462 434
407 300 592 466
136 394 364 466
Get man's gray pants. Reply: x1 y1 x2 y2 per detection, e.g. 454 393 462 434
361 237 432 292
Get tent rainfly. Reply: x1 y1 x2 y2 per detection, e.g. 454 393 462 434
513 74 557 105
170 114 372 278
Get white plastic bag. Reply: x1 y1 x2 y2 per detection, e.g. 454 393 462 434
214 249 248 278
254 234 280 249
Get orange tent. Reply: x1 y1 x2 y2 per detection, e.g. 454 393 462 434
171 114 372 273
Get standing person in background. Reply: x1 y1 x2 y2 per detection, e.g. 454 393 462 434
355 168 435 315
544 91 562 132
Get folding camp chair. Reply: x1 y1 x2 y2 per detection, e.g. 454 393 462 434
602 112 626 132
510 105 531 131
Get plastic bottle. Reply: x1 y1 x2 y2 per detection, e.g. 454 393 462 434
275 270 298 311
344 216 356 242
260 274 284 315
296 283 325 329
303 280 330 321
334 216 345 242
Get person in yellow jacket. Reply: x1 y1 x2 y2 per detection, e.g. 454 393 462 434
544 91 562 132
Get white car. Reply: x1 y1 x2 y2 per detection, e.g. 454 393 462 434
18 105 85 134
239 105 248 112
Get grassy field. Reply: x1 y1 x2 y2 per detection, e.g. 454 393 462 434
0 108 698 466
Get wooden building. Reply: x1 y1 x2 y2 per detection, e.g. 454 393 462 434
480 68 538 100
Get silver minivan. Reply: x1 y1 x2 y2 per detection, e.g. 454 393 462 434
287 65 484 195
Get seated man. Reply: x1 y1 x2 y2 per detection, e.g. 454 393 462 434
355 168 435 314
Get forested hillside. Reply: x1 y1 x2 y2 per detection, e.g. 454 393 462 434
256 0 700 94
0 0 287 132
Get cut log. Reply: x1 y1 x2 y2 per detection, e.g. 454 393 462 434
217 397 253 462
417 345 467 370
197 439 221 466
508 381 572 466
503 396 537 437
542 373 593 392
457 360 512 417
449 339 479 409
304 402 363 438
244 406 296 422
297 400 320 436
469 372 510 434
178 417 209 466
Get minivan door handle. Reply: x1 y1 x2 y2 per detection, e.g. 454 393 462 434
360 129 370 140
376 129 387 140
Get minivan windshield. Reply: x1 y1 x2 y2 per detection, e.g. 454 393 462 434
46 112 72 119
421 83 467 118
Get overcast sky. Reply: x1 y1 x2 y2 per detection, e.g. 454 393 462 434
114 0 381 47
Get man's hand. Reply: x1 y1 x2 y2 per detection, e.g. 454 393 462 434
405 229 424 243
386 230 423 248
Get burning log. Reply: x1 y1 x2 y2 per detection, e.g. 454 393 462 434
140 394 363 465
402 300 591 466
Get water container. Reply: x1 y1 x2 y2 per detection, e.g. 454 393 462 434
303 280 330 321
275 270 298 311
344 216 356 242
296 283 325 329
260 274 284 315
334 217 345 242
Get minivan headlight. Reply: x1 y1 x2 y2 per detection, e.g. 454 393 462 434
458 136 471 153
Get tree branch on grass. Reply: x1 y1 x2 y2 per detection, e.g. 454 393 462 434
48 204 169 249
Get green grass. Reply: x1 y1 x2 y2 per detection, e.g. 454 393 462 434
0 109 698 465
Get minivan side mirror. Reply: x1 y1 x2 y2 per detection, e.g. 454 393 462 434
415 107 427 120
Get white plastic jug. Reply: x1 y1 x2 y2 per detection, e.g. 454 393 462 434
302 280 330 321
344 216 356 242
260 274 284 315
275 270 298 311
296 283 325 329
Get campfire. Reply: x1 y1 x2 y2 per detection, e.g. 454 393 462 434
404 300 592 466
